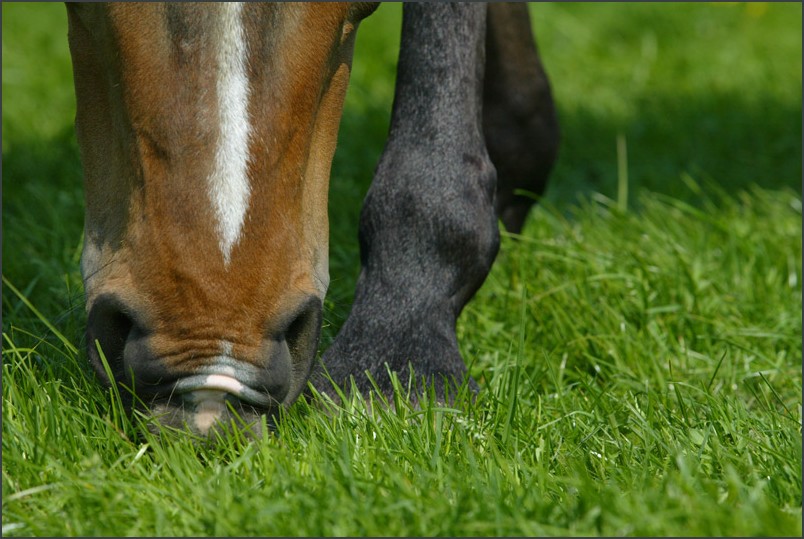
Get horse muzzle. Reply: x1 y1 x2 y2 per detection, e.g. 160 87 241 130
85 293 322 436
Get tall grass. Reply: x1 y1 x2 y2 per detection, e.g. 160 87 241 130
3 3 801 536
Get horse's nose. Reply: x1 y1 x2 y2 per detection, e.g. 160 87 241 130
85 294 177 406
85 293 138 397
261 296 323 405
85 293 322 416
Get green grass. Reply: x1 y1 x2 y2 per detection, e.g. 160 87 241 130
3 2 802 536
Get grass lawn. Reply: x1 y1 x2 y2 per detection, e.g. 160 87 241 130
3 2 802 536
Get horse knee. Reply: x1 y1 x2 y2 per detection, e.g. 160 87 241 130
358 147 500 311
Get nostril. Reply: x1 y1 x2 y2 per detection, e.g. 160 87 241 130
254 297 323 406
271 297 323 404
86 294 136 387
285 298 323 364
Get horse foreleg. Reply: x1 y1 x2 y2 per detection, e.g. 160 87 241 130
319 2 497 401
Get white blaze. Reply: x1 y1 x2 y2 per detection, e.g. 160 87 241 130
209 2 251 265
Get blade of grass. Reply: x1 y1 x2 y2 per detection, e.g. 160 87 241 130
3 275 78 355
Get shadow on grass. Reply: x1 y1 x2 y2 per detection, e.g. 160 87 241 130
2 129 84 318
547 90 801 205
2 83 800 346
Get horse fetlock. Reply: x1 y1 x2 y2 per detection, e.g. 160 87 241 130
318 301 474 401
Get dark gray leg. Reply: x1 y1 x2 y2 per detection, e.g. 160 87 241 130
484 2 559 233
318 3 497 400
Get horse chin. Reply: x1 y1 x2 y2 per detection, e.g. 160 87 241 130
128 375 282 439
144 395 276 440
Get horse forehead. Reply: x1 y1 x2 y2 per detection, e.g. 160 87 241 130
104 3 356 40
82 3 356 275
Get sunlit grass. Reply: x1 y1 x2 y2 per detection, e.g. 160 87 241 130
3 2 801 536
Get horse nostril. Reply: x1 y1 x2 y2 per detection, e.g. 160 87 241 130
285 299 323 364
85 294 137 388
266 298 323 404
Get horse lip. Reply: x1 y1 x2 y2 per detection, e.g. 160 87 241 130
173 374 275 408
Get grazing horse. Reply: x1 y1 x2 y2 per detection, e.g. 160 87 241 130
67 2 558 435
